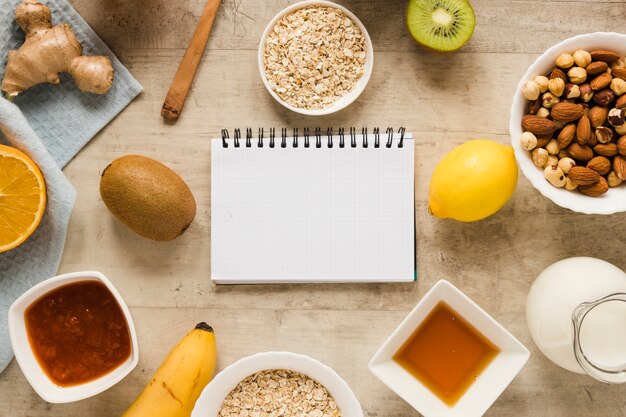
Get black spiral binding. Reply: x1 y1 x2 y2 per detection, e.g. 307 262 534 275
221 128 406 148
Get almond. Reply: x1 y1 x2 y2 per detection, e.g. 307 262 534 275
566 142 595 162
522 115 557 137
590 73 613 90
590 50 622 63
551 102 584 122
578 176 609 197
586 61 608 76
614 155 626 180
587 132 598 147
557 123 576 148
618 136 626 156
569 166 601 186
587 156 611 175
616 94 626 109
588 106 608 127
613 67 626 81
576 114 591 145
594 143 618 157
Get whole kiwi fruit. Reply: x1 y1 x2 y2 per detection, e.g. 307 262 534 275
100 155 196 241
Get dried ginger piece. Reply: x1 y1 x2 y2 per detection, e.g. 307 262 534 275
2 1 114 98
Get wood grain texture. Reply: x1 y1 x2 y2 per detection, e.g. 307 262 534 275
2 0 626 416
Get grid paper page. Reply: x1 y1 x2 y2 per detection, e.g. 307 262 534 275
211 134 415 283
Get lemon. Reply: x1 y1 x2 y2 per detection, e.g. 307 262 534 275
428 140 518 222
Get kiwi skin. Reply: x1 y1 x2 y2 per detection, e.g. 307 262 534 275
100 155 196 241
406 0 476 54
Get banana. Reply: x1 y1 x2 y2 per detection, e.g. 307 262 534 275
122 322 217 417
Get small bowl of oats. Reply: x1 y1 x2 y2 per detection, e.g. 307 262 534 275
191 351 363 417
259 1 374 116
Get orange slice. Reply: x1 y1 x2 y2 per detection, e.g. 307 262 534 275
0 144 46 253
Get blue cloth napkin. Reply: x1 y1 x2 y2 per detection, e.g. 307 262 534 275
0 0 143 373
0 99 76 374
1 0 143 168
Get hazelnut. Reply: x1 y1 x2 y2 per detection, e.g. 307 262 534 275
611 77 626 96
542 92 560 109
548 77 565 97
522 80 541 100
546 155 559 168
573 50 592 68
595 126 614 144
556 53 574 69
594 89 615 106
607 171 623 187
545 139 559 155
568 67 588 84
534 75 550 93
565 83 580 99
520 132 538 150
579 84 594 102
611 57 626 71
544 164 567 187
537 107 550 118
615 123 626 135
558 157 576 174
551 68 568 83
564 176 578 191
532 147 549 167
608 108 625 127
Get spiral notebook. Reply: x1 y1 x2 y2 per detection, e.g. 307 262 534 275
211 127 415 284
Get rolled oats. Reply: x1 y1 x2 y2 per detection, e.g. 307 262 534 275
218 369 342 417
263 6 367 110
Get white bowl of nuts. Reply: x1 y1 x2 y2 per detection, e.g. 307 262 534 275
510 32 626 214
192 351 363 417
258 1 374 116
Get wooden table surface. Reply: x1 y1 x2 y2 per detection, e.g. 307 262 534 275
2 0 626 415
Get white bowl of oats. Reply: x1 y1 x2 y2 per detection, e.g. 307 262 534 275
259 1 374 116
192 351 363 417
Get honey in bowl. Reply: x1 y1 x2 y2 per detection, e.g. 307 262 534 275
25 281 131 386
393 301 500 406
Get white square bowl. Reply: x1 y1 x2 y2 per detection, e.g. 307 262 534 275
8 271 139 403
369 280 529 417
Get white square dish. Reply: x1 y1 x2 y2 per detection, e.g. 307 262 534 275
368 280 529 417
8 271 138 403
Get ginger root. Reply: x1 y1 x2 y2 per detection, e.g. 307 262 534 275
1 1 114 98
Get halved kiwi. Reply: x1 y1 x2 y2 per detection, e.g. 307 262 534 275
407 0 476 53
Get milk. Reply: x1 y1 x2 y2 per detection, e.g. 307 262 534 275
526 257 626 377
578 300 626 371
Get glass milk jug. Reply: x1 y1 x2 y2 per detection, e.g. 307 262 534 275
526 257 626 383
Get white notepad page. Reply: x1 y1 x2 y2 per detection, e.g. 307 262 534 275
211 133 415 283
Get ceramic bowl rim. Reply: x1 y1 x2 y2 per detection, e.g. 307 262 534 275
192 351 363 417
7 271 139 403
509 32 626 214
257 0 374 116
